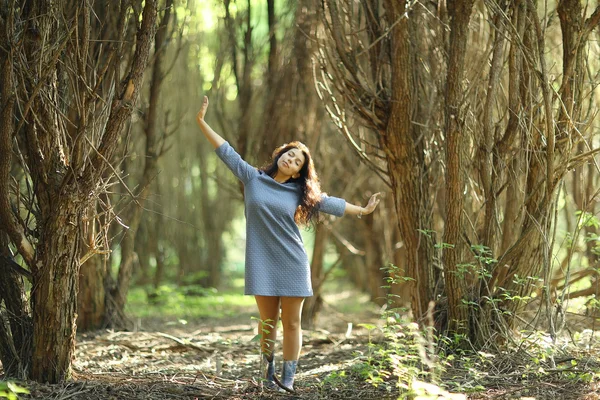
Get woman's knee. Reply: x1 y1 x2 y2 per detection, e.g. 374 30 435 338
279 297 304 332
281 317 301 332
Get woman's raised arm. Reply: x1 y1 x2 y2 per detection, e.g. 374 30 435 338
196 96 226 149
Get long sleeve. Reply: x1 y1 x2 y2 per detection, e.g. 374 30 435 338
215 142 259 185
318 194 346 217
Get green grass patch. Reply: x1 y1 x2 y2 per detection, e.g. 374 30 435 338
126 285 255 320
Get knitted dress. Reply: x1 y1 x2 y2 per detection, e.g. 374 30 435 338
215 142 346 297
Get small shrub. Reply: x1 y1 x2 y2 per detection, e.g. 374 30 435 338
0 382 29 400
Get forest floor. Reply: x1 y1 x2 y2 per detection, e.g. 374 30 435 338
7 283 600 400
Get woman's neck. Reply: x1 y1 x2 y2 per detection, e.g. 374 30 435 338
273 171 290 183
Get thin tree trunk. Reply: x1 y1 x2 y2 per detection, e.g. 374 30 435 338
77 203 107 331
78 255 107 331
134 219 151 285
0 235 33 378
481 8 507 252
442 0 475 339
152 185 166 288
302 224 330 329
113 0 173 313
365 216 386 305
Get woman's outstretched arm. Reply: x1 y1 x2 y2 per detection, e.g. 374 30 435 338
344 193 381 218
196 96 225 149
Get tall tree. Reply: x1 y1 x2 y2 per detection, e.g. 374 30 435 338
442 0 476 339
319 0 435 321
0 0 157 382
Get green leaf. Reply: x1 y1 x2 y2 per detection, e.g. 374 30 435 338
8 385 28 395
250 334 261 342
357 323 377 331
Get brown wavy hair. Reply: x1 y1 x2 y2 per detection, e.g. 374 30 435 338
261 141 322 226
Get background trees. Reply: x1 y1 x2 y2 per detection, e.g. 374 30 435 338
319 0 600 345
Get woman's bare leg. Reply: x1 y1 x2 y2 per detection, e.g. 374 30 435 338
254 295 280 357
280 296 305 360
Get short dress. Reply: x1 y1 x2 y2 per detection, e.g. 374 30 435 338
215 142 346 297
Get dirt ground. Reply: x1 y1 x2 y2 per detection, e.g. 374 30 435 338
5 297 600 399
18 300 397 400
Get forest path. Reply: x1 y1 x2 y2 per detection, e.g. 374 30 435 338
24 293 394 399
15 289 600 400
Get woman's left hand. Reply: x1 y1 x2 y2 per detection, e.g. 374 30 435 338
363 192 381 215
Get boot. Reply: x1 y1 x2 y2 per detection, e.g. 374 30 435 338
279 359 298 392
260 353 277 390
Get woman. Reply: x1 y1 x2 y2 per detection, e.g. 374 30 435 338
196 96 380 392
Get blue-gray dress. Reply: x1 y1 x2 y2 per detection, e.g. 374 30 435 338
215 142 346 297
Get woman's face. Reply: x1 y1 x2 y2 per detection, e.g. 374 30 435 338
277 148 306 178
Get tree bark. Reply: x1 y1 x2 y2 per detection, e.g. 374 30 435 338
31 200 82 382
442 0 476 339
0 235 33 379
77 203 107 331
384 0 434 321
302 224 330 329
199 142 225 288
365 215 386 305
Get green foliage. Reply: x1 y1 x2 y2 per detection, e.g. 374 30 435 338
353 308 469 399
505 330 600 386
0 382 29 400
417 229 437 239
251 316 277 356
320 370 347 387
576 210 600 229
126 285 255 320
352 263 467 399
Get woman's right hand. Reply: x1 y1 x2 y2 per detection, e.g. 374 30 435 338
196 96 209 123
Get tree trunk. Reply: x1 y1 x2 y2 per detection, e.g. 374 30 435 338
442 0 475 339
365 216 386 305
152 192 166 288
31 200 82 382
77 202 107 331
224 0 254 162
384 0 434 321
302 224 330 329
481 9 507 253
78 255 107 331
199 141 226 288
135 219 152 285
0 236 33 379
0 0 157 383
113 0 172 313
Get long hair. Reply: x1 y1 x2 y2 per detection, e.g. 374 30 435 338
261 141 322 226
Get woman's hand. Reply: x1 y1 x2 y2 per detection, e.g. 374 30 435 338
195 96 226 148
196 96 209 123
363 192 381 215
